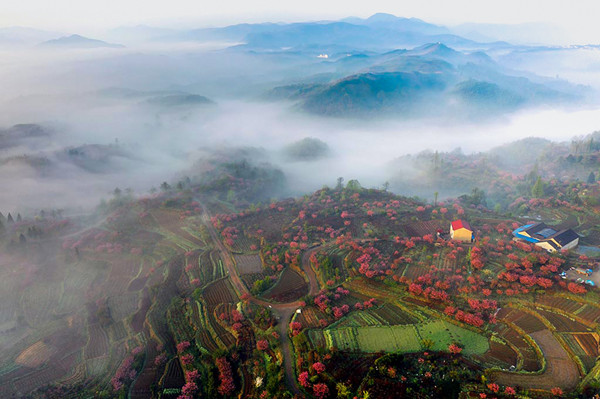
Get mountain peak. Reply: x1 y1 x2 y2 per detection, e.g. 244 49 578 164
39 34 124 48
367 13 401 22
411 42 457 56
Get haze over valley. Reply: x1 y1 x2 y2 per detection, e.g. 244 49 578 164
3 14 600 211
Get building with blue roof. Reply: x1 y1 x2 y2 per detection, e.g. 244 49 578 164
512 222 579 252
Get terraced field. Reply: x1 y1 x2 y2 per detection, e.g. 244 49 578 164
496 307 546 334
472 339 519 369
492 320 543 372
333 305 417 328
308 320 489 355
263 267 308 302
492 330 581 391
234 254 263 274
536 308 589 332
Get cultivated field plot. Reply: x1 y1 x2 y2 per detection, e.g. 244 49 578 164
295 306 327 329
402 220 445 237
263 267 308 302
130 345 158 399
482 260 505 276
4 350 79 396
418 320 490 355
472 339 519 369
537 296 585 315
201 278 238 348
0 277 19 327
160 357 185 391
150 209 205 248
355 325 422 353
536 309 589 332
562 333 598 372
538 295 600 324
496 307 546 334
193 250 226 288
203 278 238 308
85 323 109 359
229 233 260 253
241 272 267 290
571 332 600 357
333 311 387 328
234 254 263 274
15 341 56 368
131 289 151 333
312 320 489 355
106 320 128 342
492 330 580 391
107 292 140 321
102 258 140 295
492 323 542 372
230 209 296 242
402 263 431 281
126 259 149 291
576 304 600 324
333 305 417 328
12 364 69 396
167 303 196 344
371 304 418 324
21 284 60 328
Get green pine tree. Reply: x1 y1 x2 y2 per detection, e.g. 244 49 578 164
531 176 545 198
588 171 596 184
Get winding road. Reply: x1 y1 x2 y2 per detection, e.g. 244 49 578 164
201 205 322 395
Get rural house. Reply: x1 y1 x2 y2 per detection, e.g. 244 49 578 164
512 222 579 252
450 220 473 242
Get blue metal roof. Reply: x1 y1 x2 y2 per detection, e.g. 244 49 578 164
512 224 534 235
512 224 541 243
538 228 557 238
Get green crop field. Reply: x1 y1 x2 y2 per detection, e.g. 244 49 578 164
417 321 489 355
356 325 422 353
313 320 489 355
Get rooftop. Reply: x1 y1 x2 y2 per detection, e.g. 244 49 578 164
512 222 579 248
451 219 472 231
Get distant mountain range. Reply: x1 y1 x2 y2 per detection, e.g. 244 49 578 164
96 88 214 107
0 124 53 150
39 34 124 49
263 42 583 117
144 94 214 107
0 13 593 118
157 13 488 51
0 27 64 45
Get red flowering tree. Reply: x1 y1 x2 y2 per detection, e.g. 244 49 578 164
216 357 235 395
313 383 329 399
298 371 311 388
448 343 462 355
312 362 326 374
256 340 269 351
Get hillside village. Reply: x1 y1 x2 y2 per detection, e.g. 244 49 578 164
1 171 600 398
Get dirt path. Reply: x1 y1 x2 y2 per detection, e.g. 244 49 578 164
491 329 580 391
273 307 300 395
301 247 321 297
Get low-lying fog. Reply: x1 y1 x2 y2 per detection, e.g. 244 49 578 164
4 100 600 212
2 43 600 213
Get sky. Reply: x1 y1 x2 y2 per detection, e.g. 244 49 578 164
2 0 600 43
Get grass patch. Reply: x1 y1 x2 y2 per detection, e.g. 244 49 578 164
314 320 489 355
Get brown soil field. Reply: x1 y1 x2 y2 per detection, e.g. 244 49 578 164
492 329 580 390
